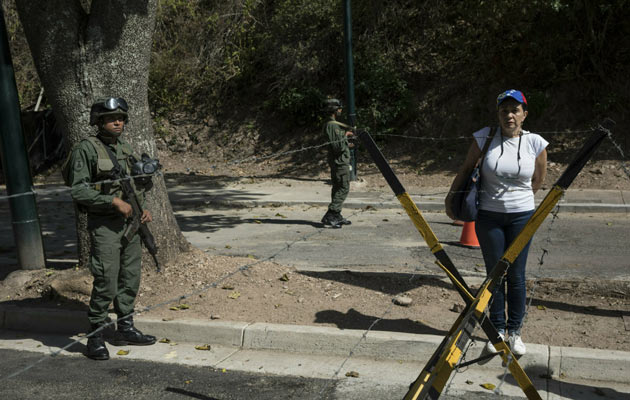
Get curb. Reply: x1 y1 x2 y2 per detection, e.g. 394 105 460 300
1 305 628 384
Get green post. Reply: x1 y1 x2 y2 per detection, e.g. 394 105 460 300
0 7 46 270
343 0 357 181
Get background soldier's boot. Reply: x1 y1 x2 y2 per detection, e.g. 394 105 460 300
86 323 110 361
112 316 157 346
321 210 341 228
333 211 351 225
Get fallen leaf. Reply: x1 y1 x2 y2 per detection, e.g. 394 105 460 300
466 380 474 385
480 383 496 390
275 213 287 218
117 350 129 356
169 306 179 311
222 368 227 373
45 271 54 277
228 291 241 299
537 305 546 310
279 273 290 282
606 222 612 226
221 284 235 290
225 245 232 249
178 304 190 310
159 338 171 344
254 220 262 224
195 344 211 351
185 380 192 384
345 371 360 378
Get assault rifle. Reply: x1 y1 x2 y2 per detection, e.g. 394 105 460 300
118 170 161 272
99 141 161 272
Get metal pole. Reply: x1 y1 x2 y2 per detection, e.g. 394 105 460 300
343 0 357 181
0 7 46 270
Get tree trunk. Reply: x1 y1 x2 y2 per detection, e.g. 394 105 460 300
15 0 190 267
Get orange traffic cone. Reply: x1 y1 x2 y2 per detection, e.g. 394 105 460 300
459 221 480 248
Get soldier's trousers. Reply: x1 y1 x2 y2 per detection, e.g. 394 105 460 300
328 164 350 213
87 214 142 325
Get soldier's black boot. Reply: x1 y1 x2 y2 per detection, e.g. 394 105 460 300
112 315 157 346
321 210 341 228
333 212 351 225
86 323 110 361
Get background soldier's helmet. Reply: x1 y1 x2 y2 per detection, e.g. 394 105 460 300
89 97 129 126
323 98 342 113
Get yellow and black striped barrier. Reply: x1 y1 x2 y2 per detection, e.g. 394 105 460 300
357 119 613 400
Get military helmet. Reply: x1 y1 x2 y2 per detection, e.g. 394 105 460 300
89 97 129 126
323 98 342 113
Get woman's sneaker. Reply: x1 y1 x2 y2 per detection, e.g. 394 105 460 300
485 332 505 354
508 334 526 356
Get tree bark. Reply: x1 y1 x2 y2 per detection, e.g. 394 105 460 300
15 0 190 267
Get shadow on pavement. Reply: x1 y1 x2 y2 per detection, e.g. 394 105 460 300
175 213 245 234
0 329 87 356
242 218 322 228
299 270 455 295
165 387 221 400
303 270 458 335
530 298 626 318
314 307 447 336
498 365 630 400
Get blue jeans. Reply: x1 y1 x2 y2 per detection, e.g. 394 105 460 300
475 209 534 335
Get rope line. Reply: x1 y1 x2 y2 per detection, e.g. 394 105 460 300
1 122 628 389
0 208 360 382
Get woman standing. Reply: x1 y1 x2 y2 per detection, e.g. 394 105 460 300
445 90 548 356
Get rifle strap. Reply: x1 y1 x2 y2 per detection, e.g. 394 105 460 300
329 120 355 130
96 136 127 177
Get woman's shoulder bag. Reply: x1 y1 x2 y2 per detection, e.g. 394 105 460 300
452 126 497 222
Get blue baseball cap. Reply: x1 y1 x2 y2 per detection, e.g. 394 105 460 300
496 90 527 108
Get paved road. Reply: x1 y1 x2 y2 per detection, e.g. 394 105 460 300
1 201 629 281
0 348 336 400
178 204 630 281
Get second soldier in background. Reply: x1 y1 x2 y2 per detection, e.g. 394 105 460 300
321 99 353 228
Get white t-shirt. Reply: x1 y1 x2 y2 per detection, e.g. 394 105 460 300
473 127 548 213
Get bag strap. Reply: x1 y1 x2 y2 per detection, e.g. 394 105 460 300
476 126 497 170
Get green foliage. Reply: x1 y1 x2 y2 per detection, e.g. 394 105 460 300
6 0 630 139
1 0 40 106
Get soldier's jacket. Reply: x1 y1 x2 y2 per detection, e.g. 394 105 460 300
68 135 146 215
324 118 350 167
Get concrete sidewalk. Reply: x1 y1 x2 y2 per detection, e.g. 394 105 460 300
1 305 630 399
7 177 630 213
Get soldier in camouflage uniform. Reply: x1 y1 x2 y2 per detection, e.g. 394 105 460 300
321 99 353 228
68 98 156 360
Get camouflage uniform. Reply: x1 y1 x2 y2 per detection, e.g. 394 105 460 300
324 118 350 214
68 135 147 326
